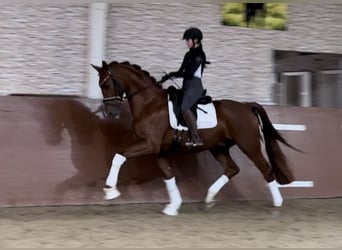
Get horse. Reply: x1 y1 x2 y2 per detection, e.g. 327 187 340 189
91 60 298 216
34 97 164 199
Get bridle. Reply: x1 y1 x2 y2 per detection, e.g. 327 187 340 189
100 67 155 110
101 68 126 106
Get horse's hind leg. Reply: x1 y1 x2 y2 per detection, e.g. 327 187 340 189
205 143 240 204
157 156 182 216
238 140 283 207
249 152 283 207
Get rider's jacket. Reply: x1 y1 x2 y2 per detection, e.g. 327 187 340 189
169 45 207 80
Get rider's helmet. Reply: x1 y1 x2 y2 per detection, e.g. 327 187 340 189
182 27 203 42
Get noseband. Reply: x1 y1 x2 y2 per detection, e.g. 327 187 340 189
101 68 126 105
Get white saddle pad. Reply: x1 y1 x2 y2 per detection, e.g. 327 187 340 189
168 100 217 130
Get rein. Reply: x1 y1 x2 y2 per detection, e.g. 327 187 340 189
125 84 155 100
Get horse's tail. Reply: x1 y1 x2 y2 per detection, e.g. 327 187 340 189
249 102 296 184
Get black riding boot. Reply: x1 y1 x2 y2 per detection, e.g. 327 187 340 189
182 110 204 147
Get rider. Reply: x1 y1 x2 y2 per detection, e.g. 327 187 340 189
159 27 207 147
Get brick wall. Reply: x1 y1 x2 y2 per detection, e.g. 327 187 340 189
0 4 89 96
0 3 341 103
106 3 342 103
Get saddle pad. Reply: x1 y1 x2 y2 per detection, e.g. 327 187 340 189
168 101 218 130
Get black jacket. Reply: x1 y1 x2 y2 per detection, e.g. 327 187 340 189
169 45 207 80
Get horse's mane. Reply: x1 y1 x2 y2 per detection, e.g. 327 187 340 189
109 61 159 87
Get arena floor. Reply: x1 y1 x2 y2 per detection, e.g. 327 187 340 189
0 198 341 248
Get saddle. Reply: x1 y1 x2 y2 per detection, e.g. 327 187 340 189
167 86 212 127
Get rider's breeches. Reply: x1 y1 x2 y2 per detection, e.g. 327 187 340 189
181 77 204 113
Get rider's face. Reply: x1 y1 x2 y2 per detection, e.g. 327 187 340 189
185 38 194 49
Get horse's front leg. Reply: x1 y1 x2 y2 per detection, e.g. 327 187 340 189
157 157 182 216
103 153 127 200
103 140 159 200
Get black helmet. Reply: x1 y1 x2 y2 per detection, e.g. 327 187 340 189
182 27 203 41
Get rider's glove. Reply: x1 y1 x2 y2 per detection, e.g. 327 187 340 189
157 73 170 85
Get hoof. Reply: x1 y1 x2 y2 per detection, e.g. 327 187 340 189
205 201 216 209
273 199 283 207
205 191 216 204
103 187 121 200
162 205 179 216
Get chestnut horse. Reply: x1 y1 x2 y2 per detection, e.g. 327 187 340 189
91 60 297 216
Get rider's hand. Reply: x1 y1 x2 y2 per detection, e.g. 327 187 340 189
157 73 170 85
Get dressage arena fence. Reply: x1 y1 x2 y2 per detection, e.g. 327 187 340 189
0 95 341 207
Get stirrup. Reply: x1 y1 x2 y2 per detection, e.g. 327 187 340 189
193 140 204 146
185 137 204 147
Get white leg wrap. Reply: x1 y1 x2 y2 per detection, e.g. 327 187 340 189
103 153 126 200
268 180 283 207
105 154 126 187
162 177 182 216
205 175 229 204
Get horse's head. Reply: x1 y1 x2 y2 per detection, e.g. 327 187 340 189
91 60 161 119
37 99 99 145
91 61 126 119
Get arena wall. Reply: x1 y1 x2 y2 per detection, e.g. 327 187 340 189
0 96 341 207
0 3 341 207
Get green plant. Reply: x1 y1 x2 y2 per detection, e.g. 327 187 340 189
222 13 244 26
223 3 244 14
265 16 286 30
267 3 287 19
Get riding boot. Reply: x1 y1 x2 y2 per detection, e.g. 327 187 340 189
182 110 204 147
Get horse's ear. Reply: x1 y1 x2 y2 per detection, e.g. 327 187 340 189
102 60 109 69
91 64 101 72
